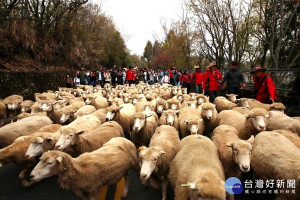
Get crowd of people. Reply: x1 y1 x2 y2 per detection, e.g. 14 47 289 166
65 61 279 104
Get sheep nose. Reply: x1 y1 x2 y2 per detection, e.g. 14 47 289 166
30 175 35 180
140 173 147 179
242 165 249 171
105 118 109 122
259 126 265 130
25 154 29 159
167 122 173 125
135 127 139 131
55 145 60 149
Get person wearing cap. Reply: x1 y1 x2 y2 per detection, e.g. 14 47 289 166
202 63 223 103
221 61 246 95
125 66 135 84
192 66 203 94
181 68 192 93
252 65 277 103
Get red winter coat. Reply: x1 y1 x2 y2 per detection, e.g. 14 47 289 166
192 71 203 85
126 69 135 81
181 73 192 83
202 69 222 91
253 72 277 103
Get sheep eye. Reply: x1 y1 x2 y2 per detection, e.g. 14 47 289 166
69 134 74 137
47 162 53 165
38 142 43 145
153 158 158 162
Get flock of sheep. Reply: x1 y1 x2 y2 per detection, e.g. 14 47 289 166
0 82 300 200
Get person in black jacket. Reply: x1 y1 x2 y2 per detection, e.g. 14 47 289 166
221 61 246 95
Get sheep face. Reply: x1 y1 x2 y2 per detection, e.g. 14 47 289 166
237 98 249 108
197 98 205 106
246 112 269 132
138 146 165 180
26 136 53 159
133 114 152 132
105 110 116 121
164 110 179 126
30 154 61 183
226 94 238 103
85 98 92 105
226 136 254 173
41 103 53 112
187 102 197 108
156 102 166 114
7 102 20 110
177 95 183 103
123 95 132 103
55 131 83 151
182 88 188 94
184 119 203 135
190 93 197 100
145 93 151 100
60 113 71 124
202 109 213 120
171 87 178 95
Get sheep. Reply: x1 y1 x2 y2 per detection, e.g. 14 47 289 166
144 91 155 101
273 129 300 148
267 111 300 135
195 94 209 106
57 92 75 101
20 100 34 113
75 105 96 119
68 97 84 105
160 89 174 101
40 100 63 124
200 102 218 135
92 108 107 123
248 99 286 112
105 104 136 138
166 98 181 110
182 94 191 102
17 112 47 120
30 137 139 200
251 131 300 200
30 101 43 114
110 97 124 107
225 94 238 103
3 94 23 123
159 110 179 131
138 125 180 200
59 101 86 124
236 98 250 108
189 92 197 101
0 115 53 148
85 96 108 109
153 99 168 116
212 125 254 179
122 93 133 104
131 111 159 146
214 97 237 113
36 92 57 101
232 107 250 115
0 124 61 187
168 135 226 200
0 101 7 125
178 107 204 138
181 100 198 108
173 93 184 104
55 121 124 156
216 108 270 140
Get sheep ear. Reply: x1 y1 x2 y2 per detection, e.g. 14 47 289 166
160 150 166 155
118 106 124 111
265 114 269 118
198 119 203 123
46 138 52 142
226 94 230 97
75 131 85 135
175 110 180 114
181 182 196 189
247 135 255 144
138 146 146 152
226 141 233 147
56 156 63 163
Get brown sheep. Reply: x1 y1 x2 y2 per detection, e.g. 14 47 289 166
59 101 85 123
0 124 61 186
216 108 270 140
30 137 139 200
85 96 108 110
200 102 218 135
169 135 226 200
3 94 23 123
166 98 181 110
159 110 179 131
131 111 158 146
212 125 254 179
195 94 209 106
20 100 34 113
54 121 124 156
92 108 107 123
0 115 53 148
152 99 168 116
138 125 180 200
251 131 300 200
40 100 64 124
248 99 286 112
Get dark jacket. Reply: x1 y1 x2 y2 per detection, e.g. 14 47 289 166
221 69 245 88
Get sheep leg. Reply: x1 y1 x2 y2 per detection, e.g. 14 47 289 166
162 177 169 200
19 168 34 187
121 172 130 199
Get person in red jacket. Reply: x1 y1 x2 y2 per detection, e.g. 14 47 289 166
192 66 203 94
125 66 136 85
202 63 223 103
252 65 277 103
181 68 192 93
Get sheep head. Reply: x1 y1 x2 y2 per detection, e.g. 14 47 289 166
226 135 254 173
236 98 249 108
138 146 165 180
184 118 203 135
226 94 238 103
270 102 286 113
163 110 179 126
156 99 166 114
30 151 65 183
55 129 84 151
244 108 270 132
132 112 152 132
26 132 56 159
105 105 119 121
201 103 216 120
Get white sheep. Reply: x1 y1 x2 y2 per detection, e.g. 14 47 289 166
267 111 300 136
169 135 226 200
178 107 204 138
138 125 180 200
199 102 218 135
30 137 139 200
75 105 96 119
216 108 270 140
131 111 158 146
0 115 53 148
54 121 124 156
59 101 85 124
85 95 108 109
212 125 254 179
251 131 300 200
159 110 179 131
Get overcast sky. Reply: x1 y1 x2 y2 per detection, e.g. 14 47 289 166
94 0 183 56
